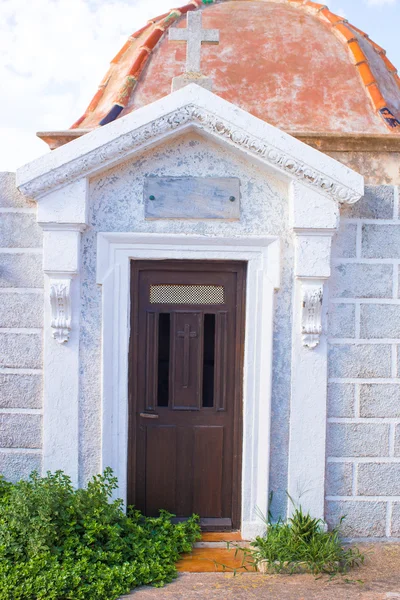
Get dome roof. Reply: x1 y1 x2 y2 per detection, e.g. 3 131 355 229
69 0 400 139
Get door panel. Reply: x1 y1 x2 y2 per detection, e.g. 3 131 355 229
175 426 194 516
170 312 203 410
193 426 224 518
145 426 177 515
128 260 246 530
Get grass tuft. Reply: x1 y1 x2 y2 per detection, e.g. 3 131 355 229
248 505 365 575
225 502 364 577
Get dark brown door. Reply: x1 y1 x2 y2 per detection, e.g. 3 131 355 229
128 260 246 530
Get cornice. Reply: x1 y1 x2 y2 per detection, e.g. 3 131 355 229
36 130 92 150
36 130 400 154
19 104 363 205
292 132 400 153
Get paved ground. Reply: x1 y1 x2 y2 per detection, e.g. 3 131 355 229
123 544 400 599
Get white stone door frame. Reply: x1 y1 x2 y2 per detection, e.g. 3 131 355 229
96 233 280 540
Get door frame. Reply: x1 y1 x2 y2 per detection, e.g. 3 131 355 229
97 232 280 539
128 260 247 530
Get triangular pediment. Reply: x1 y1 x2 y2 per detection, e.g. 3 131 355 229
17 84 363 205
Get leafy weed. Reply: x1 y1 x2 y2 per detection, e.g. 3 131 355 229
0 468 201 600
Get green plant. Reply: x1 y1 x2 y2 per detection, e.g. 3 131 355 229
287 505 321 543
226 504 364 577
0 468 201 600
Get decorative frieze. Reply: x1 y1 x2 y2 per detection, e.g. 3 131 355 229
190 107 361 205
49 279 72 344
301 282 324 349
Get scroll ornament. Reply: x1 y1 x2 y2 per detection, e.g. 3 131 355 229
50 279 72 344
301 282 323 349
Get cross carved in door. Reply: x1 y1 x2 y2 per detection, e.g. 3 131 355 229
177 323 198 388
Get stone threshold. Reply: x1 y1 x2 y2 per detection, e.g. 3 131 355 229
177 531 254 572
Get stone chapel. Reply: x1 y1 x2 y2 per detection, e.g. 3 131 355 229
1 0 400 540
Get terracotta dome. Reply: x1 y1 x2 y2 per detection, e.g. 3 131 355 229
46 0 400 147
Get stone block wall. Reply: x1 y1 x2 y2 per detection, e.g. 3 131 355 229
0 172 43 481
326 185 400 539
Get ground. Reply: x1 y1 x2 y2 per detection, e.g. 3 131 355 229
123 543 400 599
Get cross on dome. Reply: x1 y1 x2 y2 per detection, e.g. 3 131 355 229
169 11 220 74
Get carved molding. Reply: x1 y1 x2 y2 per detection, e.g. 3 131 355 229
301 282 324 349
191 107 361 205
49 279 72 344
19 104 361 205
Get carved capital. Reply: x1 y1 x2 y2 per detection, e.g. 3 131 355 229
301 282 324 349
49 278 72 344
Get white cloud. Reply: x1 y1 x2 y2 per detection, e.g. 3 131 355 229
367 0 396 6
0 0 173 170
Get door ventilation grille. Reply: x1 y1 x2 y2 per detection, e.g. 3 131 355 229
150 284 224 305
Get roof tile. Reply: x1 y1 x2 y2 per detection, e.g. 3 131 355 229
146 27 167 52
304 1 327 13
367 83 387 110
381 54 398 74
333 23 356 43
348 40 367 66
318 7 345 23
369 38 386 55
127 47 151 78
179 2 201 14
115 76 137 107
357 62 376 87
349 24 369 39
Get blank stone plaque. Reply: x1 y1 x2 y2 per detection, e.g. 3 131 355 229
144 177 240 220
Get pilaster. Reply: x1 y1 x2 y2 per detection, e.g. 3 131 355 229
287 181 338 520
38 180 88 486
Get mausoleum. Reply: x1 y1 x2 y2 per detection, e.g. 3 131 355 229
2 0 400 539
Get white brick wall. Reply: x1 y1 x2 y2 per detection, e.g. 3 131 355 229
327 184 400 539
0 173 42 480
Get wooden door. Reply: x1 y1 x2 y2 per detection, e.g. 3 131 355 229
128 261 246 530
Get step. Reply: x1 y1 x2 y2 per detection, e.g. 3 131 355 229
177 532 255 573
200 531 243 542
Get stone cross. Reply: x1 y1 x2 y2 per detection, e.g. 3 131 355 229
169 11 220 74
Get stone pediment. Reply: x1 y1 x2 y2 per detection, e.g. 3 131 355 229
17 84 363 205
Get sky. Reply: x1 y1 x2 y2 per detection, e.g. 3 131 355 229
0 0 399 172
